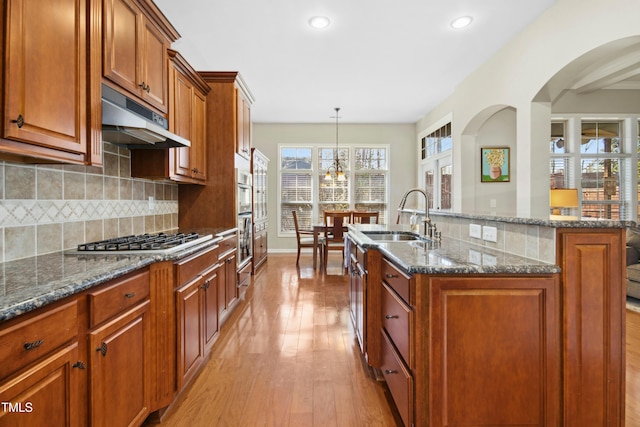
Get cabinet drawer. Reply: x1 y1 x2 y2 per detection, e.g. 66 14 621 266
176 245 219 285
88 270 150 327
382 258 412 304
218 234 237 259
0 300 77 380
382 282 411 366
381 330 413 427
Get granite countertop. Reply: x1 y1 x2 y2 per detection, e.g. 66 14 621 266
348 224 560 275
400 208 634 229
0 229 232 323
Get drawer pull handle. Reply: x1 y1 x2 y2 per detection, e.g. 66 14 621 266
385 315 399 319
385 273 398 279
97 342 108 356
124 292 136 298
385 369 398 374
72 361 86 370
11 114 24 128
23 339 44 350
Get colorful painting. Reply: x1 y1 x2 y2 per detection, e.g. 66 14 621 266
481 147 510 182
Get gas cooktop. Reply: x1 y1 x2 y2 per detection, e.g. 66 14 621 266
72 232 213 255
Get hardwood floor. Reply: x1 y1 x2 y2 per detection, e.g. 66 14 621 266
628 309 640 426
150 254 399 427
147 253 640 426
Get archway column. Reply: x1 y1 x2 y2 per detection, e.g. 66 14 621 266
515 101 551 218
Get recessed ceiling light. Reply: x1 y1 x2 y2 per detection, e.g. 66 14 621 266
309 16 330 29
450 16 473 29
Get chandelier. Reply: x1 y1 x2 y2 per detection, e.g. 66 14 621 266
325 107 345 181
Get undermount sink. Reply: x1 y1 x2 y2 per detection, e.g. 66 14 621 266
363 232 422 241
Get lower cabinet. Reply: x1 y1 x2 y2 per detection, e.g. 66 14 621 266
88 301 151 427
176 263 220 390
371 253 561 427
0 343 81 427
174 245 221 391
87 269 151 427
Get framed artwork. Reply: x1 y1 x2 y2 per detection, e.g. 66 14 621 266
481 147 510 182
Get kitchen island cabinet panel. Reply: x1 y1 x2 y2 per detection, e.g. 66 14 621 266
557 228 626 426
1 0 101 165
426 276 560 427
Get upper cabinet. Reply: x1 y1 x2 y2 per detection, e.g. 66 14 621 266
130 50 209 184
236 88 252 160
102 0 179 114
0 0 102 165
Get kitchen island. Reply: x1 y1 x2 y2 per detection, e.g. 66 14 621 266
347 214 628 427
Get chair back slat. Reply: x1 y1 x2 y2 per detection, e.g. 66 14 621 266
352 211 379 224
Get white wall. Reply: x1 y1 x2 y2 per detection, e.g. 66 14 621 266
416 0 640 218
253 123 416 251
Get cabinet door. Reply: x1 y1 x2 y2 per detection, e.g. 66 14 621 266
176 277 204 390
140 18 168 112
89 302 150 427
236 89 251 159
226 254 238 307
190 90 207 181
3 0 88 156
103 0 140 96
202 265 220 351
0 343 81 427
172 68 194 179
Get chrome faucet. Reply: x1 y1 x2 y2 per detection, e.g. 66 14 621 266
396 188 439 240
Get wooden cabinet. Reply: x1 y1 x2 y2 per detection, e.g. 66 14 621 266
425 275 560 427
87 270 151 427
252 148 269 273
130 50 209 184
0 0 102 165
0 300 81 426
556 228 626 425
236 89 252 159
179 72 255 231
217 233 238 325
0 343 81 427
174 245 220 390
102 0 178 113
369 252 561 427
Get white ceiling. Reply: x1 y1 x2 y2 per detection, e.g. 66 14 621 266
154 0 558 124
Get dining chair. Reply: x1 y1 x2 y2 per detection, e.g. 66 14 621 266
292 210 322 266
322 211 351 272
352 211 379 224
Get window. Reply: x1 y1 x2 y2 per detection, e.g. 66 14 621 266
354 148 388 224
549 118 634 220
279 145 389 234
421 122 452 160
280 147 313 232
420 122 452 211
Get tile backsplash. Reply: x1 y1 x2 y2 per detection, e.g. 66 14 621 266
0 143 178 262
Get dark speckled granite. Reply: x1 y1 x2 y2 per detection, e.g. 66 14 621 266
348 224 560 275
0 230 230 323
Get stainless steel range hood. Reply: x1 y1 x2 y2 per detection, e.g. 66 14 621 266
101 84 190 149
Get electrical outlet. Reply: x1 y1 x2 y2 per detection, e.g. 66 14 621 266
148 196 155 212
482 225 497 242
490 198 496 208
469 224 482 239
